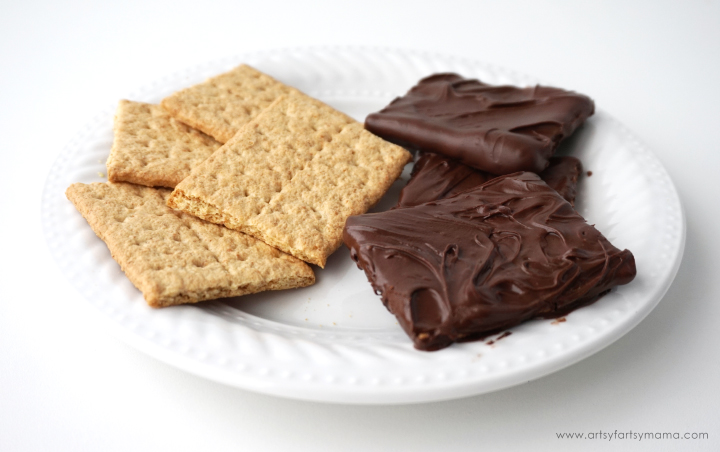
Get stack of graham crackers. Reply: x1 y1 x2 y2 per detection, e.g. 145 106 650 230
66 65 411 308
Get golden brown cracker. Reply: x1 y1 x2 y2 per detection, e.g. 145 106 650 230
66 182 314 307
160 64 299 143
167 94 412 268
106 100 221 188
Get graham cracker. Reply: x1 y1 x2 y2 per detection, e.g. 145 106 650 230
106 100 222 188
66 182 315 308
167 94 412 268
160 64 300 143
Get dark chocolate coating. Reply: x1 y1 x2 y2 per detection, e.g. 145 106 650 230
344 172 636 351
396 152 494 208
365 73 594 175
538 156 583 207
397 153 583 208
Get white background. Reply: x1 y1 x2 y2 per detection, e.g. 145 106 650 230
1 1 718 451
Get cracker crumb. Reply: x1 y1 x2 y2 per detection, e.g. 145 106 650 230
97 172 105 178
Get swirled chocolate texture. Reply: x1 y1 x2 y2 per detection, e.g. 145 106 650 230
397 153 583 208
365 73 594 175
344 172 635 351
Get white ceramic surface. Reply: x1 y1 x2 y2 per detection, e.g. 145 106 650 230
41 48 685 404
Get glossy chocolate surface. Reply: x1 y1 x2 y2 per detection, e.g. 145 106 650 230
397 153 583 208
344 172 636 351
396 152 494 208
538 156 583 207
365 73 594 175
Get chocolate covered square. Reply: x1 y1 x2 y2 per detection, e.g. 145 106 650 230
397 153 583 208
343 172 635 351
365 74 594 175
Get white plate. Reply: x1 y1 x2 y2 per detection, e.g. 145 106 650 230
42 47 685 404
